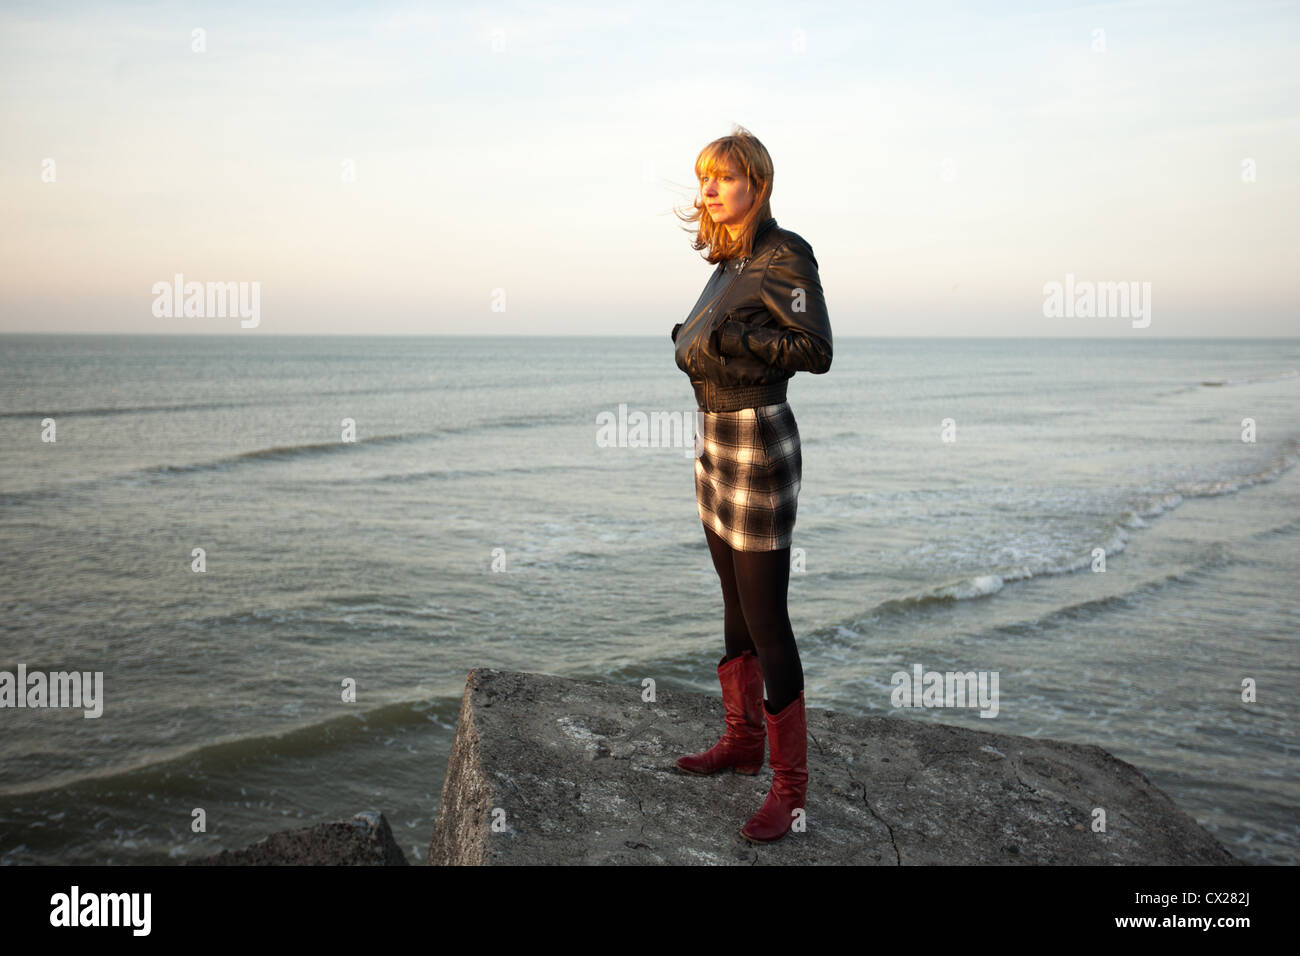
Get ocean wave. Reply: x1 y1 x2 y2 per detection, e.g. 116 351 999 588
0 434 431 504
1171 438 1300 495
0 400 254 420
357 461 583 486
858 523 1133 614
959 541 1238 639
0 696 460 800
817 539 1239 651
0 384 456 421
121 409 570 480
133 432 422 478
1200 368 1298 387
1119 438 1300 520
1 410 574 503
810 437 1300 619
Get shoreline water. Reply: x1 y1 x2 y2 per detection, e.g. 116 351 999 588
2 336 1297 864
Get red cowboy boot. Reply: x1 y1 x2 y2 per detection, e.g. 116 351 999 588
676 651 766 775
739 691 807 843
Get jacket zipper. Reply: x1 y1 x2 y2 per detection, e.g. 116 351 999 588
697 256 748 412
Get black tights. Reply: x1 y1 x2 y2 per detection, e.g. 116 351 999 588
702 522 804 714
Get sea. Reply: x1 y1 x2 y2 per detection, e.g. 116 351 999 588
1 334 1296 865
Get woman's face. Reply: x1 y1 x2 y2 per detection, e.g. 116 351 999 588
699 162 753 237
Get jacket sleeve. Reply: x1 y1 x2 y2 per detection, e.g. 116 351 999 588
715 238 832 374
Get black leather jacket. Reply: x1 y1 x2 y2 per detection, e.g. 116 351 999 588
671 217 832 412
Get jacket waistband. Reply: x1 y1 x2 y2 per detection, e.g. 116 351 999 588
692 378 788 413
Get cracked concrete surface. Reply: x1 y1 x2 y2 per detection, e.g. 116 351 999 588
427 668 1240 865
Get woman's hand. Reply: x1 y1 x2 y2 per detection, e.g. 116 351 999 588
713 238 833 374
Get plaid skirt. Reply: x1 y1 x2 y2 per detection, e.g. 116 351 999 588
694 401 802 552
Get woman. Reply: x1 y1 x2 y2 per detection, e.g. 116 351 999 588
669 126 833 844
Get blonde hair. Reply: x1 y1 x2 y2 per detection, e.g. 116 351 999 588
676 124 774 264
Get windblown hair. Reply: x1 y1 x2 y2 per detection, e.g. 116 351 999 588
676 124 774 264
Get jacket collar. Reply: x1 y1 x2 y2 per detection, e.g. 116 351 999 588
725 217 777 265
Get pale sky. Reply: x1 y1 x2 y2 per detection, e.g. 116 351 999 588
1 0 1297 336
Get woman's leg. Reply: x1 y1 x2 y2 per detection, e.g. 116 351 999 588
702 522 758 661
730 543 804 714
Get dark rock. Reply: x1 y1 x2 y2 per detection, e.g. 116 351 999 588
190 810 407 865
